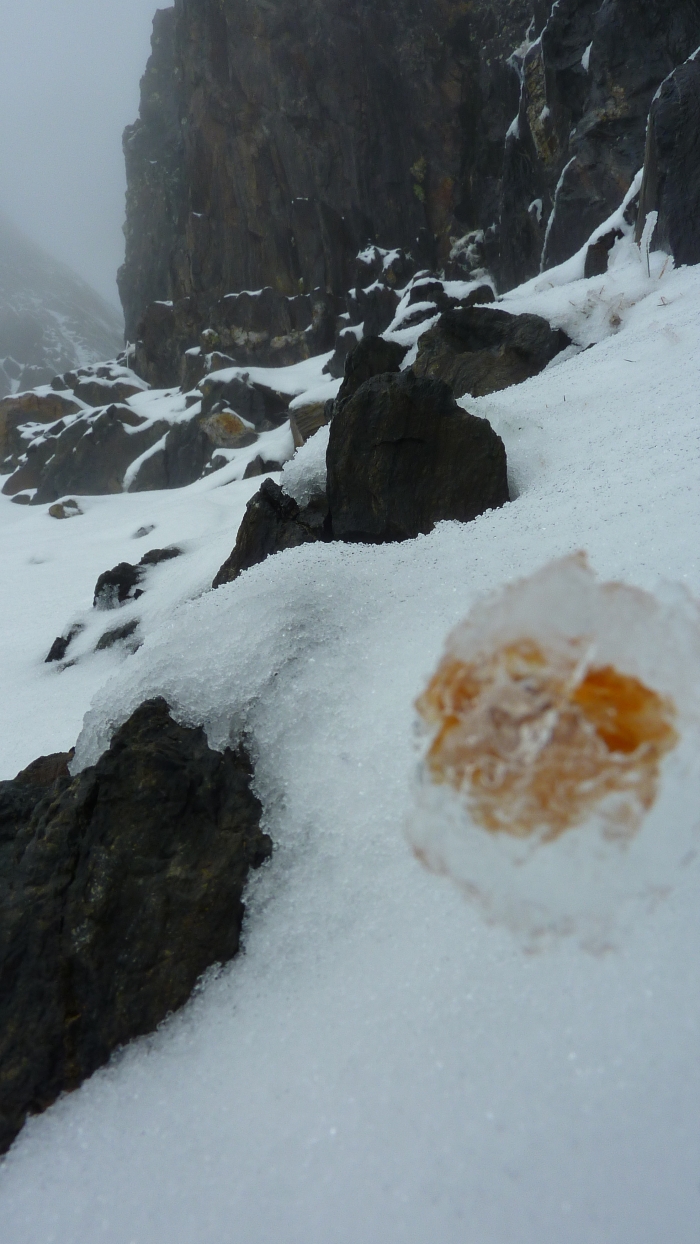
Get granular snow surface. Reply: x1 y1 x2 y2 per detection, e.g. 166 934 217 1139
1 242 699 1243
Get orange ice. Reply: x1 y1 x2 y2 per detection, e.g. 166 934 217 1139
416 638 678 841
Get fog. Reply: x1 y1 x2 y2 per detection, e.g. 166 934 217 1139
0 0 163 311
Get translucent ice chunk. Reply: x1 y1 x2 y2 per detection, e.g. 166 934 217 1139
408 554 700 947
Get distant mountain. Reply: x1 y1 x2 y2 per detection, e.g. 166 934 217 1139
0 214 124 396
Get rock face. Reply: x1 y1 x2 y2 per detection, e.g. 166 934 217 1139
498 0 700 287
327 371 509 543
0 698 271 1156
119 1 700 386
636 54 700 267
212 478 328 588
413 306 570 399
119 1 536 338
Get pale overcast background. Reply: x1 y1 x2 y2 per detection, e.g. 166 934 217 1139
0 0 163 310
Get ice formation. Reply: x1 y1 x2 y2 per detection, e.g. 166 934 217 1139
409 555 700 946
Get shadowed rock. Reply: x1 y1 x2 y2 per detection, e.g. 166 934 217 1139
327 370 509 543
637 54 700 268
413 306 570 399
335 336 409 408
0 698 270 1156
213 478 328 588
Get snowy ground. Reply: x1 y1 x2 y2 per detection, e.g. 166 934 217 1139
1 238 700 1242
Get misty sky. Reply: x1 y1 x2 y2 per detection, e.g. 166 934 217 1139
0 0 163 311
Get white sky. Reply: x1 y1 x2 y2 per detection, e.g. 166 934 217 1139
0 0 164 309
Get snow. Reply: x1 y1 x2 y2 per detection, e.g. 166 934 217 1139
280 424 330 506
1 234 700 1241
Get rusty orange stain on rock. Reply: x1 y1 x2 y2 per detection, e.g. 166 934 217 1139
416 639 678 842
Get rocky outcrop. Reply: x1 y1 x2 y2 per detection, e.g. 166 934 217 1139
0 698 271 1156
334 337 409 408
498 0 700 287
119 1 537 341
636 54 700 267
413 305 570 399
327 371 509 543
212 478 329 588
118 1 700 388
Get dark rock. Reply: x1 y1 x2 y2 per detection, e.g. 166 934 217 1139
413 306 570 399
636 55 700 267
45 625 84 664
94 562 143 609
326 370 509 544
584 229 624 278
139 546 182 567
72 379 143 407
0 698 270 1156
323 327 363 379
181 347 207 393
336 337 409 407
10 493 31 506
354 284 400 337
95 620 141 652
22 406 169 505
199 373 289 430
212 478 328 588
0 391 80 468
118 0 540 374
243 456 283 479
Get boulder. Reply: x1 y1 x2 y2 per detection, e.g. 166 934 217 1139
326 370 509 543
48 499 83 520
213 478 328 588
336 336 409 407
94 561 144 608
0 391 80 468
636 55 700 267
0 699 270 1155
72 378 144 407
198 373 289 430
412 306 570 399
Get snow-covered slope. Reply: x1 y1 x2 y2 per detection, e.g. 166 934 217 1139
0 214 123 395
1 241 699 1242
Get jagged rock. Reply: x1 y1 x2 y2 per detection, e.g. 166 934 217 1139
93 547 183 609
498 0 700 287
636 55 700 267
0 698 270 1156
584 229 624 278
326 371 509 543
127 415 226 492
199 373 289 430
353 284 400 337
412 306 570 399
94 561 144 609
118 0 540 376
0 391 80 468
95 620 141 652
27 406 168 505
323 327 363 379
45 625 84 664
336 337 409 408
213 478 328 588
72 378 143 407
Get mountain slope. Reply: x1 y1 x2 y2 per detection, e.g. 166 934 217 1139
0 214 123 396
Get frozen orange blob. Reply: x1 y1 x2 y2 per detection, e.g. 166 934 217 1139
408 555 700 947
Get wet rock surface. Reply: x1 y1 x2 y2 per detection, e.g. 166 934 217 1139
213 478 329 588
413 306 570 399
0 698 270 1156
327 371 509 543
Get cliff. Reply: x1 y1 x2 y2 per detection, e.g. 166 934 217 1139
118 0 700 380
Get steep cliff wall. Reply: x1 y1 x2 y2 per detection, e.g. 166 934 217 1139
119 0 700 376
118 0 541 340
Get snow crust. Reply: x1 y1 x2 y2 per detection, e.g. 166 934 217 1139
1 232 700 1242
